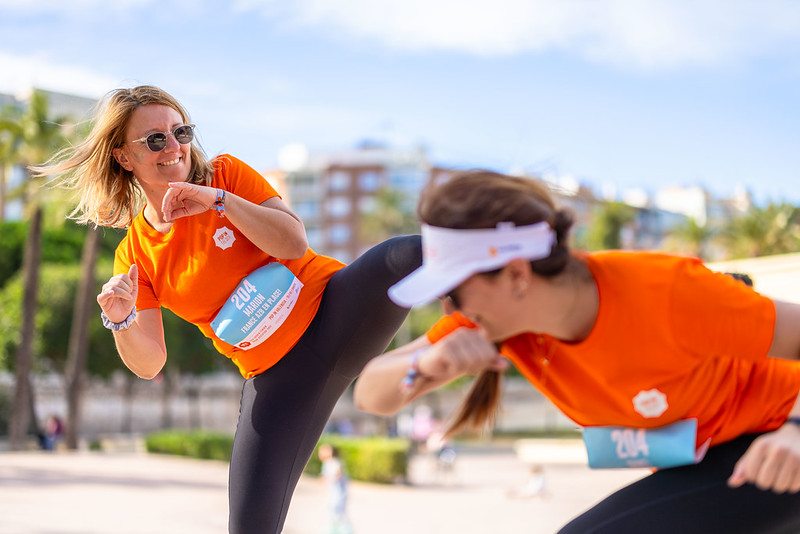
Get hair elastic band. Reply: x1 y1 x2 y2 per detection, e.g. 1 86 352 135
101 308 137 331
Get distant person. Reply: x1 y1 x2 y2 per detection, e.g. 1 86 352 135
507 464 549 499
40 415 63 451
354 170 800 533
318 444 353 534
35 85 421 534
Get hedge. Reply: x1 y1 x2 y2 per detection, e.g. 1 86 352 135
144 431 411 484
304 434 411 484
145 430 234 462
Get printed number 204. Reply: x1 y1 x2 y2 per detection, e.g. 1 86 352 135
230 280 258 310
611 429 650 459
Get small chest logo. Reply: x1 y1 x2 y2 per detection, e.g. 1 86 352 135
214 226 236 250
632 389 668 418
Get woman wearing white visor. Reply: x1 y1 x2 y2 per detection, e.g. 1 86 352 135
353 170 800 533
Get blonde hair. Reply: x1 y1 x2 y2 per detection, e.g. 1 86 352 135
419 170 574 436
33 85 214 228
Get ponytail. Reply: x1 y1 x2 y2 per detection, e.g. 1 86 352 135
444 369 503 438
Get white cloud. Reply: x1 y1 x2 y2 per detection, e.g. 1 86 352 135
0 52 120 98
234 0 800 69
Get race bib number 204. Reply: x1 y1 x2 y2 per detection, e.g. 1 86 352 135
210 263 303 350
582 419 710 469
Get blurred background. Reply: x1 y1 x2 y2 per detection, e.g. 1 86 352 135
1 0 800 478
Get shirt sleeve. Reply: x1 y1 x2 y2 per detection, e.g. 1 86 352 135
670 259 776 362
113 234 160 311
425 313 477 343
213 154 279 205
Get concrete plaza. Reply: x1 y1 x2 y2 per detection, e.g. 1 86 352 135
0 441 648 534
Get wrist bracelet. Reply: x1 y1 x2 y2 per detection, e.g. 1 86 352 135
399 349 426 392
213 189 226 218
101 308 137 331
785 416 800 427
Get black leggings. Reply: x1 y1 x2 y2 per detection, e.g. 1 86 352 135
227 235 421 534
559 433 800 534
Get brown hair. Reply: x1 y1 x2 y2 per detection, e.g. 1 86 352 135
419 170 574 436
32 85 214 228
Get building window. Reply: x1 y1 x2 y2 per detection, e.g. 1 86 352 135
306 227 323 249
293 201 320 219
326 197 351 218
329 171 351 192
359 171 381 191
328 224 351 244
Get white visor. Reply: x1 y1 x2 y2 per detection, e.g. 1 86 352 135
389 221 556 308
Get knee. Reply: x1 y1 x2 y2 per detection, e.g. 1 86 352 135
382 234 422 277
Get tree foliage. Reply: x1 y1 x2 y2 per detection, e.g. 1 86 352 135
585 201 636 251
721 202 800 259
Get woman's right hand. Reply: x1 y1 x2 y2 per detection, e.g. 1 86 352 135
97 264 138 323
418 327 508 381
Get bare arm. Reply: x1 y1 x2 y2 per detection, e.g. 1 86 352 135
727 299 800 493
162 182 308 259
97 264 167 380
353 328 508 416
767 300 800 360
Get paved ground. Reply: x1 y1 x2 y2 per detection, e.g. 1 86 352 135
0 441 649 534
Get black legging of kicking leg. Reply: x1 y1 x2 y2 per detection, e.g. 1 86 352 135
558 432 800 534
228 234 422 534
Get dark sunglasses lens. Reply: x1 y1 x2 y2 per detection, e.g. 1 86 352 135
145 133 167 151
174 125 194 144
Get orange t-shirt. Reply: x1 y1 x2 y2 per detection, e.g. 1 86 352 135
114 154 344 378
427 251 800 447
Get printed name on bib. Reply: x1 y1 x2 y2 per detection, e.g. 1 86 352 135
211 263 303 350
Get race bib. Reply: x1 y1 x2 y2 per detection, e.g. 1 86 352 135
210 263 303 350
582 419 710 469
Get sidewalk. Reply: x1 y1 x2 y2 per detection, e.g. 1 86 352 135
0 442 648 534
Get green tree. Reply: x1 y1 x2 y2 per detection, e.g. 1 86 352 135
666 217 715 260
585 201 636 251
6 90 84 449
361 187 423 346
721 202 800 259
360 188 420 244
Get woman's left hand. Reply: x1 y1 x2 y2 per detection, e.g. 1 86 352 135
728 423 800 493
162 182 217 221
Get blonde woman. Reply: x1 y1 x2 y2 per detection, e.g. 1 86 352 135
354 170 800 533
37 85 421 534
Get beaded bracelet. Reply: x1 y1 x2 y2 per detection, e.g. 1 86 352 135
213 189 226 218
399 349 425 392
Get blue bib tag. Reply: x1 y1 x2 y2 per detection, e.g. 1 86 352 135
582 419 708 469
210 263 303 350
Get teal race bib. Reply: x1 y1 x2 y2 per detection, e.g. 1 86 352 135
210 263 303 350
582 419 710 469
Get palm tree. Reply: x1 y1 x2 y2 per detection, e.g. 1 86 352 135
0 105 22 222
7 90 75 450
667 217 715 260
585 201 636 251
63 226 100 449
721 202 800 259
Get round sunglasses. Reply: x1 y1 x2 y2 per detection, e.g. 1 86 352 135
128 124 195 152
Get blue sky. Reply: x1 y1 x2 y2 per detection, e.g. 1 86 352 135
1 0 799 205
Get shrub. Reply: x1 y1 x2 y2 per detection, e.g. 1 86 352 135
305 434 411 484
145 430 411 484
145 430 234 462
